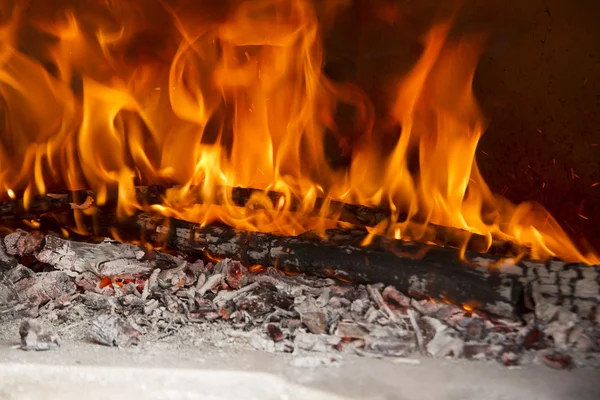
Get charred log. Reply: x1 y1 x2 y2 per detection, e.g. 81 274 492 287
108 214 587 319
0 185 522 255
0 186 164 221
2 193 598 320
34 235 179 279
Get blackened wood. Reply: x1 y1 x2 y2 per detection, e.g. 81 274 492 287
0 185 522 255
133 214 600 319
131 214 521 318
164 185 522 256
0 186 165 221
0 193 75 221
9 208 600 319
35 235 179 278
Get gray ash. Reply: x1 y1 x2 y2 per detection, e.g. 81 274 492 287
0 230 599 369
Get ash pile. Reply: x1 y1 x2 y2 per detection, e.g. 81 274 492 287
1 229 599 369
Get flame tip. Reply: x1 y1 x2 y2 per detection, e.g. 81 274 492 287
0 0 594 263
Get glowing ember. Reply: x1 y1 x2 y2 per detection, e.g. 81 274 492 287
0 0 597 263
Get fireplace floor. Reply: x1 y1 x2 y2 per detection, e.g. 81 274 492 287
2 229 600 399
0 338 599 400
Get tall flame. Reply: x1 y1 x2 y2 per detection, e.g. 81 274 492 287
0 0 597 264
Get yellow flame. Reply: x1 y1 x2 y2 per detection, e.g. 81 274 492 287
0 0 596 264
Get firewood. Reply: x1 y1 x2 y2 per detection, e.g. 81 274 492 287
34 235 180 278
3 191 598 319
16 205 598 319
0 193 75 221
135 214 518 317
128 213 599 319
0 185 522 255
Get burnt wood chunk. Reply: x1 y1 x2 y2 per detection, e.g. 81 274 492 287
1 185 523 255
132 214 600 319
134 215 521 318
36 235 180 278
1 188 599 320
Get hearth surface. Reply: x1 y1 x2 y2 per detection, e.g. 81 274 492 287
0 339 598 400
2 226 600 399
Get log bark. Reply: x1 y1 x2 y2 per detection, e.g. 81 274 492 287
0 185 522 256
0 186 164 220
6 204 600 319
22 208 524 317
151 185 524 256
0 192 78 221
5 190 598 319
35 235 179 278
129 214 599 319
118 215 462 316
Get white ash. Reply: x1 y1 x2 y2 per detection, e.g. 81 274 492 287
19 319 60 351
0 235 599 370
290 355 342 368
89 314 141 347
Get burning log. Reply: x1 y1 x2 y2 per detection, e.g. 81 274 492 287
1 189 598 320
34 235 179 279
0 186 597 320
2 189 597 319
0 188 157 220
1 185 521 255
129 214 600 319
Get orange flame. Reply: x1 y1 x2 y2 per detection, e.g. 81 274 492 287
0 0 597 264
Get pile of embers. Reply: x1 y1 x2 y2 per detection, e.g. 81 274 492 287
1 229 599 369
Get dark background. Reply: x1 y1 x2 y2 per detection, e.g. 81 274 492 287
321 0 600 253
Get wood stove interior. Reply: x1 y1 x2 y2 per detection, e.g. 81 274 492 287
0 1 599 399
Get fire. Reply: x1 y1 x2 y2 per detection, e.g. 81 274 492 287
0 0 597 264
